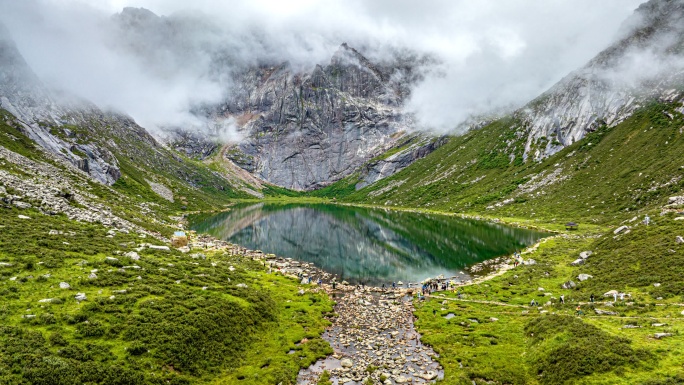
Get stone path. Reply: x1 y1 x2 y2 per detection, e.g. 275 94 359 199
297 286 443 385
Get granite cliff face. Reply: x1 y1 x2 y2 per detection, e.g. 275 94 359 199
213 44 435 190
111 6 443 190
519 0 684 161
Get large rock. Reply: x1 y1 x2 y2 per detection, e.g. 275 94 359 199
561 281 577 289
340 358 353 368
577 274 593 282
570 258 585 266
614 226 629 235
579 251 593 259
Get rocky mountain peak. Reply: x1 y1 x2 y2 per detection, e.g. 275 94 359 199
517 0 684 162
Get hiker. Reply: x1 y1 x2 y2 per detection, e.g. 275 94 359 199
620 292 625 301
613 292 617 302
560 294 565 304
576 305 583 316
332 281 337 290
392 282 396 289
590 294 595 303
644 214 650 225
317 278 322 286
433 309 437 316
382 283 386 289
530 299 537 306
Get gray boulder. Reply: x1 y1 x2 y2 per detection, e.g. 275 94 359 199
561 281 577 289
614 225 629 235
577 274 593 281
570 258 585 266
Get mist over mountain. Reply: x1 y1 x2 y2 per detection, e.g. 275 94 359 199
0 0 642 136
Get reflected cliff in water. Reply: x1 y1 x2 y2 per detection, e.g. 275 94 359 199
190 203 548 285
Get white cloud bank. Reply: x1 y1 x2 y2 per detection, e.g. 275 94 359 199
0 0 644 134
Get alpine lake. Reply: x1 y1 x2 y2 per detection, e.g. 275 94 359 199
190 203 549 286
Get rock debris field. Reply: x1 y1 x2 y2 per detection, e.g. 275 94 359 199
297 286 443 385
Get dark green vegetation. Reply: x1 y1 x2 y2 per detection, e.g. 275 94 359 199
0 208 333 384
190 202 547 285
415 229 684 384
0 107 334 384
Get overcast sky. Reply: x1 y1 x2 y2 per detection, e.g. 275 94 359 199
0 0 644 134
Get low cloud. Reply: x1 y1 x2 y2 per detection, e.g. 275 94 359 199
0 0 645 135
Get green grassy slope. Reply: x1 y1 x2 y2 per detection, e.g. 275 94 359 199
328 100 684 384
0 110 333 384
339 101 684 225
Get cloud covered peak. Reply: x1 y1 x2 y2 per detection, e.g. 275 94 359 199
0 0 643 135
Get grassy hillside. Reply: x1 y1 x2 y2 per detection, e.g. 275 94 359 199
331 101 684 226
321 100 684 384
0 208 332 385
0 109 334 384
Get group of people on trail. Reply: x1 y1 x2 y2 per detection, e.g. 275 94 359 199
422 280 451 295
512 251 522 267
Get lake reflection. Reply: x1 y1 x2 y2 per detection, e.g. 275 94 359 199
190 203 547 285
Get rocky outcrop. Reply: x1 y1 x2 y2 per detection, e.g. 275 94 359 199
0 23 122 185
356 135 447 189
210 44 432 190
518 0 684 161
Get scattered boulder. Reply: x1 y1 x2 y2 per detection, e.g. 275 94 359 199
38 298 56 303
603 290 619 297
59 282 71 289
622 325 641 329
340 358 353 368
18 215 30 219
419 372 438 381
75 293 87 302
561 281 577 289
13 201 31 209
124 251 140 260
105 257 118 262
236 283 248 288
148 245 170 251
653 283 661 287
676 236 684 244
595 309 618 316
654 333 672 339
88 273 97 280
523 259 537 265
579 251 593 259
667 196 684 205
577 274 593 282
614 225 629 235
570 258 585 266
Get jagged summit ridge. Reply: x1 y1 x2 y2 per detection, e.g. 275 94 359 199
207 43 435 190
